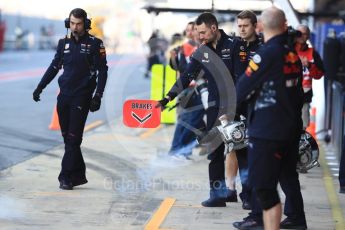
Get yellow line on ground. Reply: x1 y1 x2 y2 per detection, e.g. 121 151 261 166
319 144 345 230
84 120 104 132
140 125 162 139
144 197 176 230
172 204 203 208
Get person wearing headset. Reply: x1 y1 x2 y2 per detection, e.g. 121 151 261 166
32 8 108 190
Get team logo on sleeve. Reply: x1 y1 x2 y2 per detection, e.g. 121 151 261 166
245 58 260 77
252 54 261 63
99 42 106 57
245 66 253 77
64 43 70 53
249 60 259 71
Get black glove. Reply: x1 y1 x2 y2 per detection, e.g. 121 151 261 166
90 94 101 112
33 87 43 102
156 97 169 110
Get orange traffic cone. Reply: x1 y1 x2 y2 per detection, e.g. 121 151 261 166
306 107 316 139
49 105 60 130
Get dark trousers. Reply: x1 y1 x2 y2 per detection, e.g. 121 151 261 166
206 107 226 190
57 94 91 183
339 135 345 187
248 136 306 224
247 189 263 222
245 142 262 222
280 137 306 223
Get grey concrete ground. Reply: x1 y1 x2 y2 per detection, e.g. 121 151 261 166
0 121 344 230
0 51 147 170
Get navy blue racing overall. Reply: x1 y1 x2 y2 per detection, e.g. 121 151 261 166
231 35 263 209
167 30 236 203
236 33 306 225
35 33 108 186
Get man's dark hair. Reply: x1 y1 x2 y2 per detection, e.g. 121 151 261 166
196 12 218 29
237 10 257 25
69 8 87 20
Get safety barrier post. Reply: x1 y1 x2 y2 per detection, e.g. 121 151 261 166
150 64 176 124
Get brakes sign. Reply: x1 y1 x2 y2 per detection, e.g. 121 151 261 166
123 99 161 128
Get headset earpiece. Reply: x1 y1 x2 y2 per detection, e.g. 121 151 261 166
85 18 91 30
64 17 91 30
64 18 70 29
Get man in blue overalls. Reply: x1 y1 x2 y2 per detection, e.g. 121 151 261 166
33 8 108 190
226 10 263 213
235 7 307 230
157 12 238 207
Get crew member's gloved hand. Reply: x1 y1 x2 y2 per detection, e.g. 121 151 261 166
90 94 102 112
33 87 43 102
156 97 170 110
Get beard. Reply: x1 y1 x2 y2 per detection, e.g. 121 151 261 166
72 29 86 38
73 30 80 36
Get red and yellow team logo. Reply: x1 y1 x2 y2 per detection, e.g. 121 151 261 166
245 66 253 77
285 52 299 63
245 60 259 77
123 99 161 128
249 60 259 71
239 51 247 61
